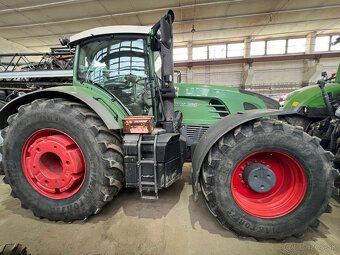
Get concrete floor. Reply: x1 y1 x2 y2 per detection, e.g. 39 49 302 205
0 163 340 255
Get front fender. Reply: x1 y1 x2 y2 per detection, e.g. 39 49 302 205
0 87 125 130
191 109 299 199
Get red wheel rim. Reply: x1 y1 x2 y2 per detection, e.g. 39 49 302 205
231 150 307 218
22 128 86 199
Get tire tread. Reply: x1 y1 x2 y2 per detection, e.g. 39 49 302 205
2 98 123 222
200 119 335 240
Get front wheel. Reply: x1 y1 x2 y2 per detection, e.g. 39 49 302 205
201 120 335 240
1 98 124 221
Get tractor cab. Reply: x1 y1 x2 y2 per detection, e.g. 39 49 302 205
70 26 153 116
68 10 176 129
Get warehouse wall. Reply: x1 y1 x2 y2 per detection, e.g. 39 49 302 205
176 58 339 96
321 58 340 74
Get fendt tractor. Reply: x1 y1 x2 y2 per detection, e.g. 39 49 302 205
282 62 340 191
0 11 337 240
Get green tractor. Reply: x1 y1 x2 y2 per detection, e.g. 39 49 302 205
175 83 278 147
282 63 340 189
0 11 336 240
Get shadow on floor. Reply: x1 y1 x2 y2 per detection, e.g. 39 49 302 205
188 191 331 243
1 178 185 225
91 179 185 223
188 192 238 239
0 170 335 245
92 164 193 222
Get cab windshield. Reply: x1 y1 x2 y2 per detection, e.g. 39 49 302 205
77 35 151 115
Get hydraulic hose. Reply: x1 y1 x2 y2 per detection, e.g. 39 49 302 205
318 79 335 118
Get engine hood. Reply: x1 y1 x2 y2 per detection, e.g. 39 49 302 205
284 82 340 110
175 83 279 110
174 83 279 126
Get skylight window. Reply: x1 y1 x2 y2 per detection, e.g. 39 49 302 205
250 41 265 56
227 43 244 57
209 45 226 59
315 36 330 52
173 47 188 61
267 40 286 55
287 38 306 53
193 46 208 60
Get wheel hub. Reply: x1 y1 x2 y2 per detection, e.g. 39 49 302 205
242 163 276 193
231 150 307 218
22 129 86 199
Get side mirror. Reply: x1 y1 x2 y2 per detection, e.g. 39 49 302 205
151 10 174 51
321 71 328 79
160 10 175 49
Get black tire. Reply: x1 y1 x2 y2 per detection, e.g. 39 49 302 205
1 98 124 221
201 120 335 240
0 244 29 255
280 115 312 132
0 100 6 110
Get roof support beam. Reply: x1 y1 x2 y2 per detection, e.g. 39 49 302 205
0 3 339 30
174 52 340 68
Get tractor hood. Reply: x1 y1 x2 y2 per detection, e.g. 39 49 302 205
175 83 279 110
174 83 279 126
284 82 340 111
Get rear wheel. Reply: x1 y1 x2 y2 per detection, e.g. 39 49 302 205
201 120 335 240
0 244 29 255
1 98 123 221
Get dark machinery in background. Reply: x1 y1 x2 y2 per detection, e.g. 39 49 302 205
0 50 73 103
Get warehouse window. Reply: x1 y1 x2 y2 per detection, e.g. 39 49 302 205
227 43 244 57
193 46 208 60
173 47 188 61
331 35 340 51
287 38 306 53
315 36 330 52
209 45 226 59
250 41 265 56
267 39 286 55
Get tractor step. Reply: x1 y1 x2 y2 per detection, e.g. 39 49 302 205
137 135 159 200
141 194 158 200
140 140 155 145
140 159 154 164
141 175 154 178
141 181 156 186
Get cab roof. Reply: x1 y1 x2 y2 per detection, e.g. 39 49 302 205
69 25 151 45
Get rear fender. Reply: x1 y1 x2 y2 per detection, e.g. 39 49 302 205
0 89 121 130
191 109 302 199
